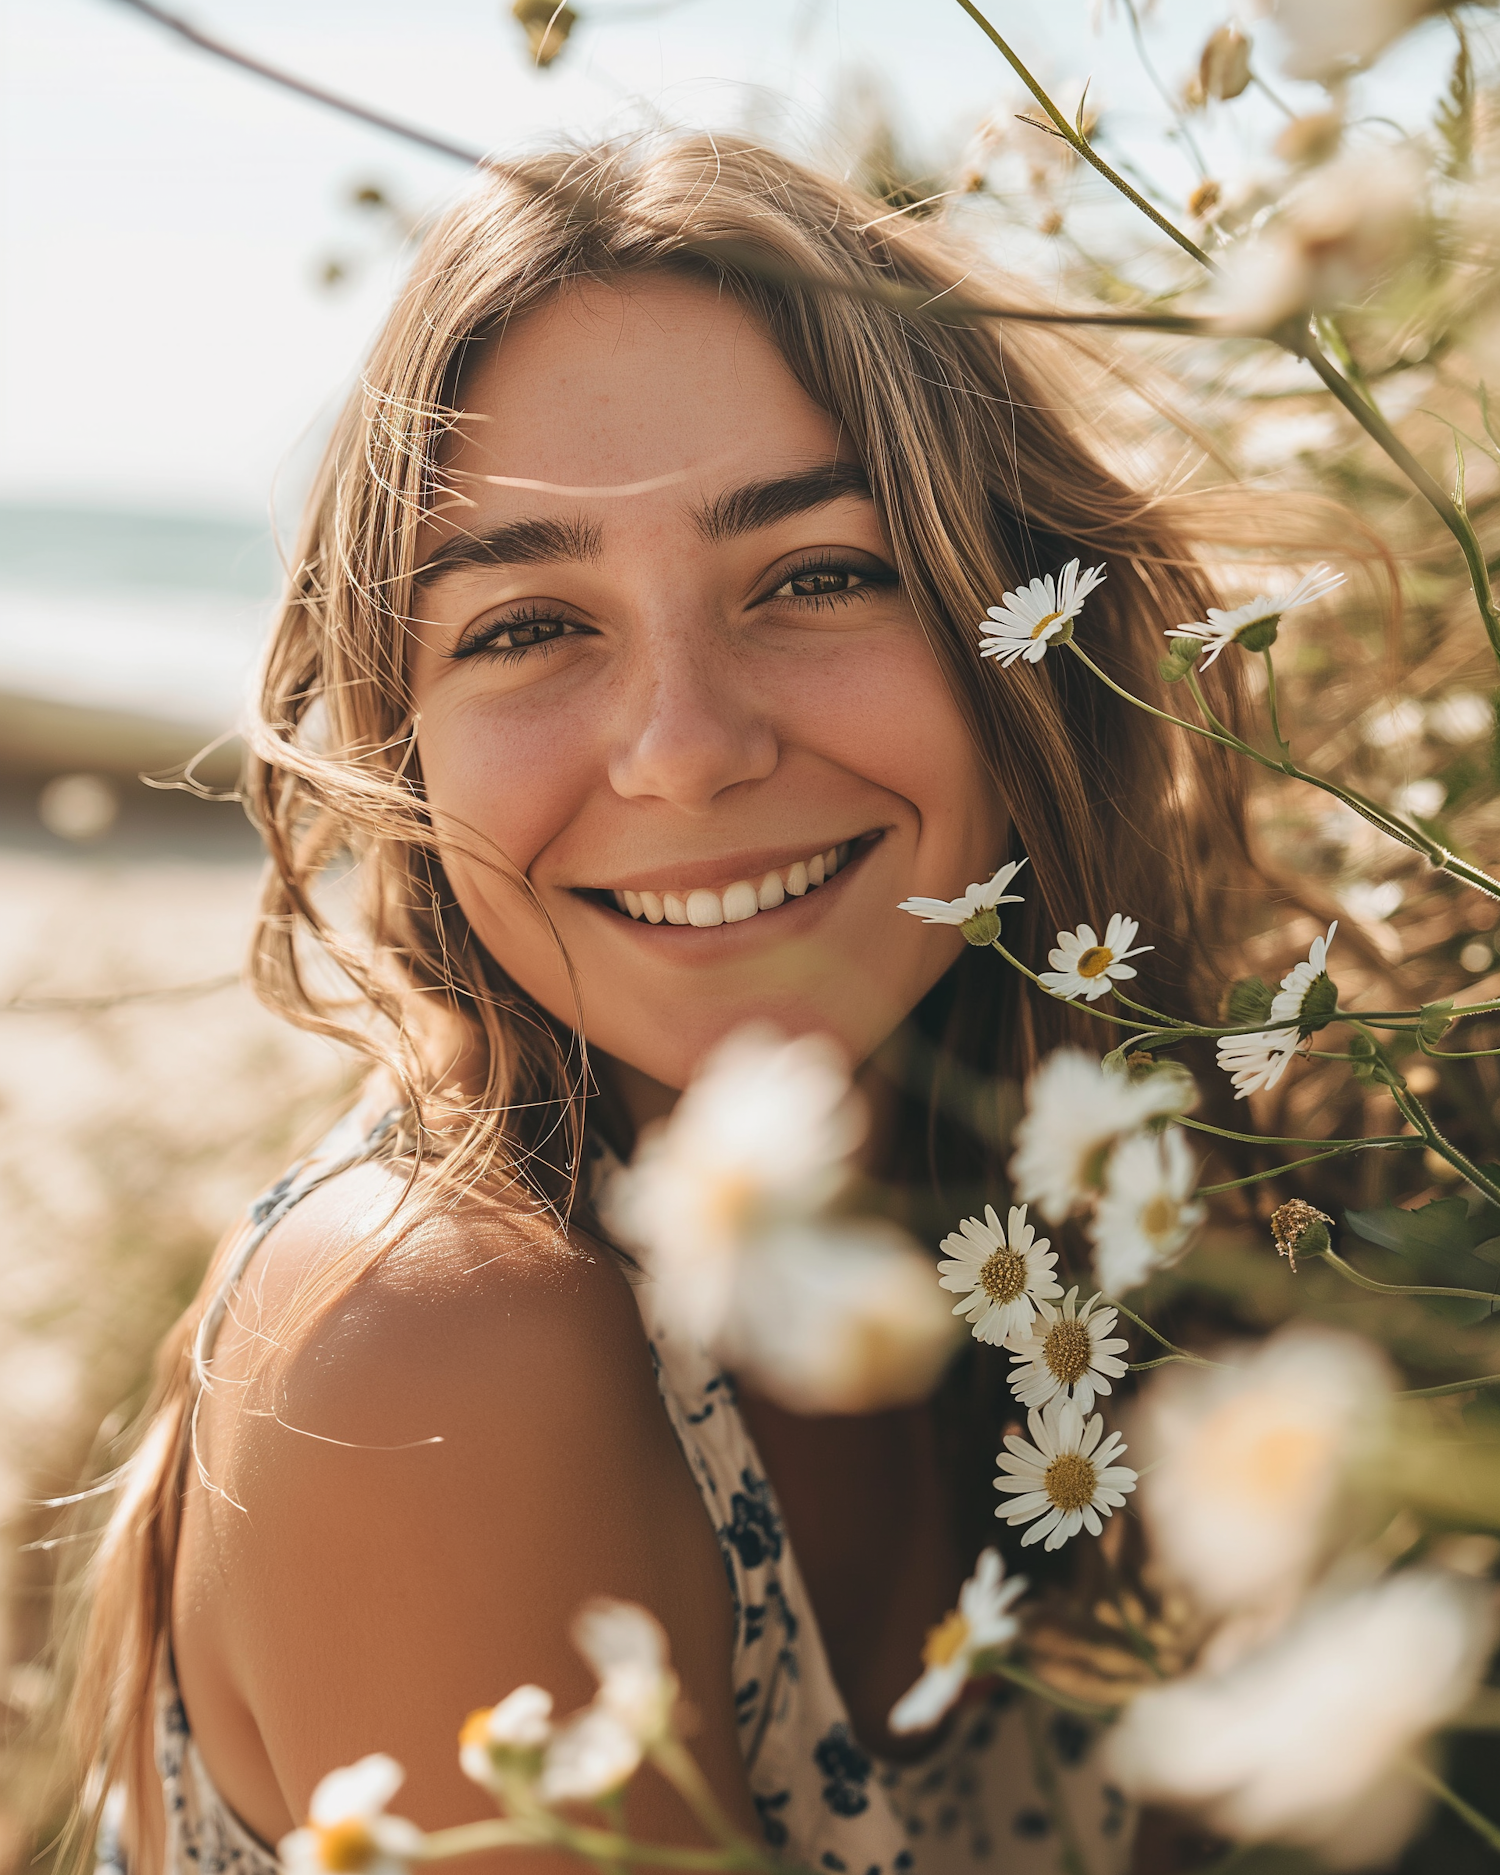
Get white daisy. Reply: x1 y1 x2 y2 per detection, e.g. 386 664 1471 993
1165 566 1345 668
602 1026 862 1341
1217 1027 1304 1100
1038 914 1152 1003
280 1757 423 1875
459 1685 553 1790
994 1395 1138 1550
888 1549 1028 1734
1107 1570 1496 1870
1267 921 1338 1030
1010 1049 1195 1224
937 1202 1062 1345
1134 1322 1394 1617
897 859 1028 942
541 1601 680 1805
1004 1287 1129 1414
1088 1127 1205 1294
979 560 1108 667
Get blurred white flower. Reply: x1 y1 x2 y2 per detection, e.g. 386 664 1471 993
541 1602 680 1805
542 1705 646 1804
723 1222 960 1414
1011 1050 1195 1223
1217 1027 1304 1099
1276 0 1449 81
575 1601 678 1741
889 1549 1028 1734
1341 878 1404 924
978 560 1107 667
1088 1128 1205 1294
602 1026 862 1341
1134 1322 1395 1616
1267 921 1337 1029
1005 1287 1128 1414
1107 1569 1496 1869
1166 566 1345 667
460 1685 553 1789
1428 690 1492 744
281 1756 423 1875
1038 914 1151 1003
898 859 1028 941
937 1202 1062 1346
1363 698 1425 748
1395 778 1446 821
994 1396 1138 1550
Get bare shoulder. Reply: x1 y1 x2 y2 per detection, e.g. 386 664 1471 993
175 1163 749 1846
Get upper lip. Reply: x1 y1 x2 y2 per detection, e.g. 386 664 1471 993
574 831 882 896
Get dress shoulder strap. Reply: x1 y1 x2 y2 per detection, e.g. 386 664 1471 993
192 1103 405 1383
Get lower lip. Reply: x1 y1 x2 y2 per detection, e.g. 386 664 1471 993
581 836 883 948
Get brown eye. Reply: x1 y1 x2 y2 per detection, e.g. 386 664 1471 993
784 569 853 597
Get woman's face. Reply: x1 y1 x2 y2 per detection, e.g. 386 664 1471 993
408 275 1006 1092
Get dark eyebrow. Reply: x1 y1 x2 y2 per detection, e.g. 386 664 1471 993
413 513 602 587
691 461 873 544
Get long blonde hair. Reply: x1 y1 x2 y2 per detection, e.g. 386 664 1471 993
63 131 1251 1864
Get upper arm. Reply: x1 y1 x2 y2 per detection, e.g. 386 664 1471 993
174 1174 754 1863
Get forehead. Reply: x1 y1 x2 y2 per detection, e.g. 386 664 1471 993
428 274 845 540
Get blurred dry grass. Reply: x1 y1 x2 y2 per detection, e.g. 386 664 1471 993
0 831 353 1869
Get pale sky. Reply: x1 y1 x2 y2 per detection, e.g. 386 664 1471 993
0 0 1452 524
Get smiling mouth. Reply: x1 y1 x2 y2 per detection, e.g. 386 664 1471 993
587 833 879 929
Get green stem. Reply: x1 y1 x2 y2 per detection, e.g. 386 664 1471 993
1390 1085 1500 1210
1197 1138 1425 1193
1179 1116 1411 1151
989 939 1155 1031
417 1821 775 1873
1262 648 1291 759
649 1740 743 1852
949 0 1212 271
1399 1372 1500 1400
1405 1756 1500 1854
1105 1297 1223 1366
1120 0 1207 178
1290 329 1500 665
995 1660 1120 1721
1315 1248 1500 1307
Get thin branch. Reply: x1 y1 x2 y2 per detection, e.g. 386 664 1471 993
1 973 241 1014
109 0 491 166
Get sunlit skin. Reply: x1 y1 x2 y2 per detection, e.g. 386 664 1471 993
407 274 1007 1096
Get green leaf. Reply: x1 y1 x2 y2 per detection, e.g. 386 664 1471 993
1345 1194 1500 1322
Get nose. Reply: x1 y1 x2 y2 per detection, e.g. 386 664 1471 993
607 631 779 812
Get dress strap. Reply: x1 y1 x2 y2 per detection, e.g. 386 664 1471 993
191 1104 404 1383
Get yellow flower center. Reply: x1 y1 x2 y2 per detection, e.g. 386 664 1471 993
460 1707 493 1750
922 1608 972 1669
978 1246 1027 1304
1029 608 1064 640
1075 944 1113 979
705 1171 757 1233
1141 1194 1180 1241
1043 1318 1093 1386
1044 1451 1098 1513
314 1823 377 1873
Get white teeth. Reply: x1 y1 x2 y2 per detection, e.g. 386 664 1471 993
612 842 857 926
722 881 759 922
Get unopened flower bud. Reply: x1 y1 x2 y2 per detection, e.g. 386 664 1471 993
512 0 576 66
1275 111 1343 168
1188 179 1222 221
1199 24 1252 102
1270 1198 1332 1272
1158 639 1203 685
1418 1000 1455 1045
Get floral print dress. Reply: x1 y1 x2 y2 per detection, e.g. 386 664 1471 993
131 1124 1132 1875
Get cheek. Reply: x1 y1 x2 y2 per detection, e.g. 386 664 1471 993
417 688 597 874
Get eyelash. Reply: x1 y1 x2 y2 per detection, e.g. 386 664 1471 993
451 552 897 663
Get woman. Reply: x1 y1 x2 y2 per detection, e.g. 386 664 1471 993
70 135 1244 1875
